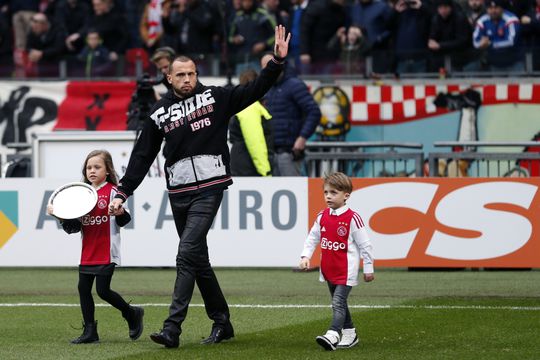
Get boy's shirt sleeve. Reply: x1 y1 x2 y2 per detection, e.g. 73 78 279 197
351 220 374 274
300 213 322 259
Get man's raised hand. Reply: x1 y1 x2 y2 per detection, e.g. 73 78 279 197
274 25 291 59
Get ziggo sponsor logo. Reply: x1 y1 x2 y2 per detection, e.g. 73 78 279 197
81 215 109 226
351 181 540 261
321 238 346 251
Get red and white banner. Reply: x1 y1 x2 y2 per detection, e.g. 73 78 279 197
349 83 540 124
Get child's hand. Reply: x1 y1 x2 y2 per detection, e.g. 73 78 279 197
364 273 374 282
299 257 310 270
46 204 54 216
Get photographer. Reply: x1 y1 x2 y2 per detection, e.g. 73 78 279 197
126 73 162 131
150 46 175 90
127 47 175 131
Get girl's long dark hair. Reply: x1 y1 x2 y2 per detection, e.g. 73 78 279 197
81 150 119 185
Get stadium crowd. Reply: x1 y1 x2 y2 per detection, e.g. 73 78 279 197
1 0 540 78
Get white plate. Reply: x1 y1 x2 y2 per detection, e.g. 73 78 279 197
49 182 98 219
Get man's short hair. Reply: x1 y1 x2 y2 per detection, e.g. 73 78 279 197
168 55 198 74
151 47 176 63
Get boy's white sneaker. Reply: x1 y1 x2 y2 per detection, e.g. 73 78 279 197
337 328 359 349
316 330 340 351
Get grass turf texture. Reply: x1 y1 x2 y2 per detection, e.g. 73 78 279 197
0 268 539 359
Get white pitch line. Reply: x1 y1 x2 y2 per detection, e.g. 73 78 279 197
1 303 540 311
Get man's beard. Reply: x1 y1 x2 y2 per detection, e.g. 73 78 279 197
173 85 194 98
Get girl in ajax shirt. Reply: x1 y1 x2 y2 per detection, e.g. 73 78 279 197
47 150 143 344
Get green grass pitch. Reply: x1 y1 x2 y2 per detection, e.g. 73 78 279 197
1 268 539 360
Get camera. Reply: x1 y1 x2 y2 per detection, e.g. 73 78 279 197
126 73 161 131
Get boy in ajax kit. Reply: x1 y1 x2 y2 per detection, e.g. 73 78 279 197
299 172 374 351
47 150 144 344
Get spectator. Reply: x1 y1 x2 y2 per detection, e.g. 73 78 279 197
287 0 310 71
43 0 61 21
428 0 474 71
330 25 370 74
0 11 13 77
229 69 274 177
519 0 540 69
84 0 128 61
139 0 171 52
473 0 524 72
261 0 287 25
77 29 115 77
507 0 533 18
26 12 66 77
225 0 242 27
391 0 433 74
229 0 275 74
260 53 321 176
463 0 486 26
300 0 348 74
2 0 39 50
55 0 91 54
349 0 393 74
162 0 220 75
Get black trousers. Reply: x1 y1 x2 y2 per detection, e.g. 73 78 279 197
78 270 130 324
163 191 230 335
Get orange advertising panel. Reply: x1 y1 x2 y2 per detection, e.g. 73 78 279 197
308 178 540 268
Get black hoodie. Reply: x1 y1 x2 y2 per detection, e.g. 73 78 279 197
115 56 284 201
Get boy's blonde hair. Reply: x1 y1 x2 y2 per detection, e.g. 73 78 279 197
323 172 353 193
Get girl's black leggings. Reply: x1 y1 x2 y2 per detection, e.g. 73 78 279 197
78 272 130 324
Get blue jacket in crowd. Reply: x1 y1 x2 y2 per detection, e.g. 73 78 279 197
350 0 393 49
262 64 321 148
473 10 522 67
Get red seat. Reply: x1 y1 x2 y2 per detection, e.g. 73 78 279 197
125 48 151 76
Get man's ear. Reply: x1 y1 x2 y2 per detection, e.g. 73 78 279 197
167 73 172 84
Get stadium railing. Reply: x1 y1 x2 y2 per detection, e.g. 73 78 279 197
428 141 540 177
3 47 540 80
304 141 424 178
